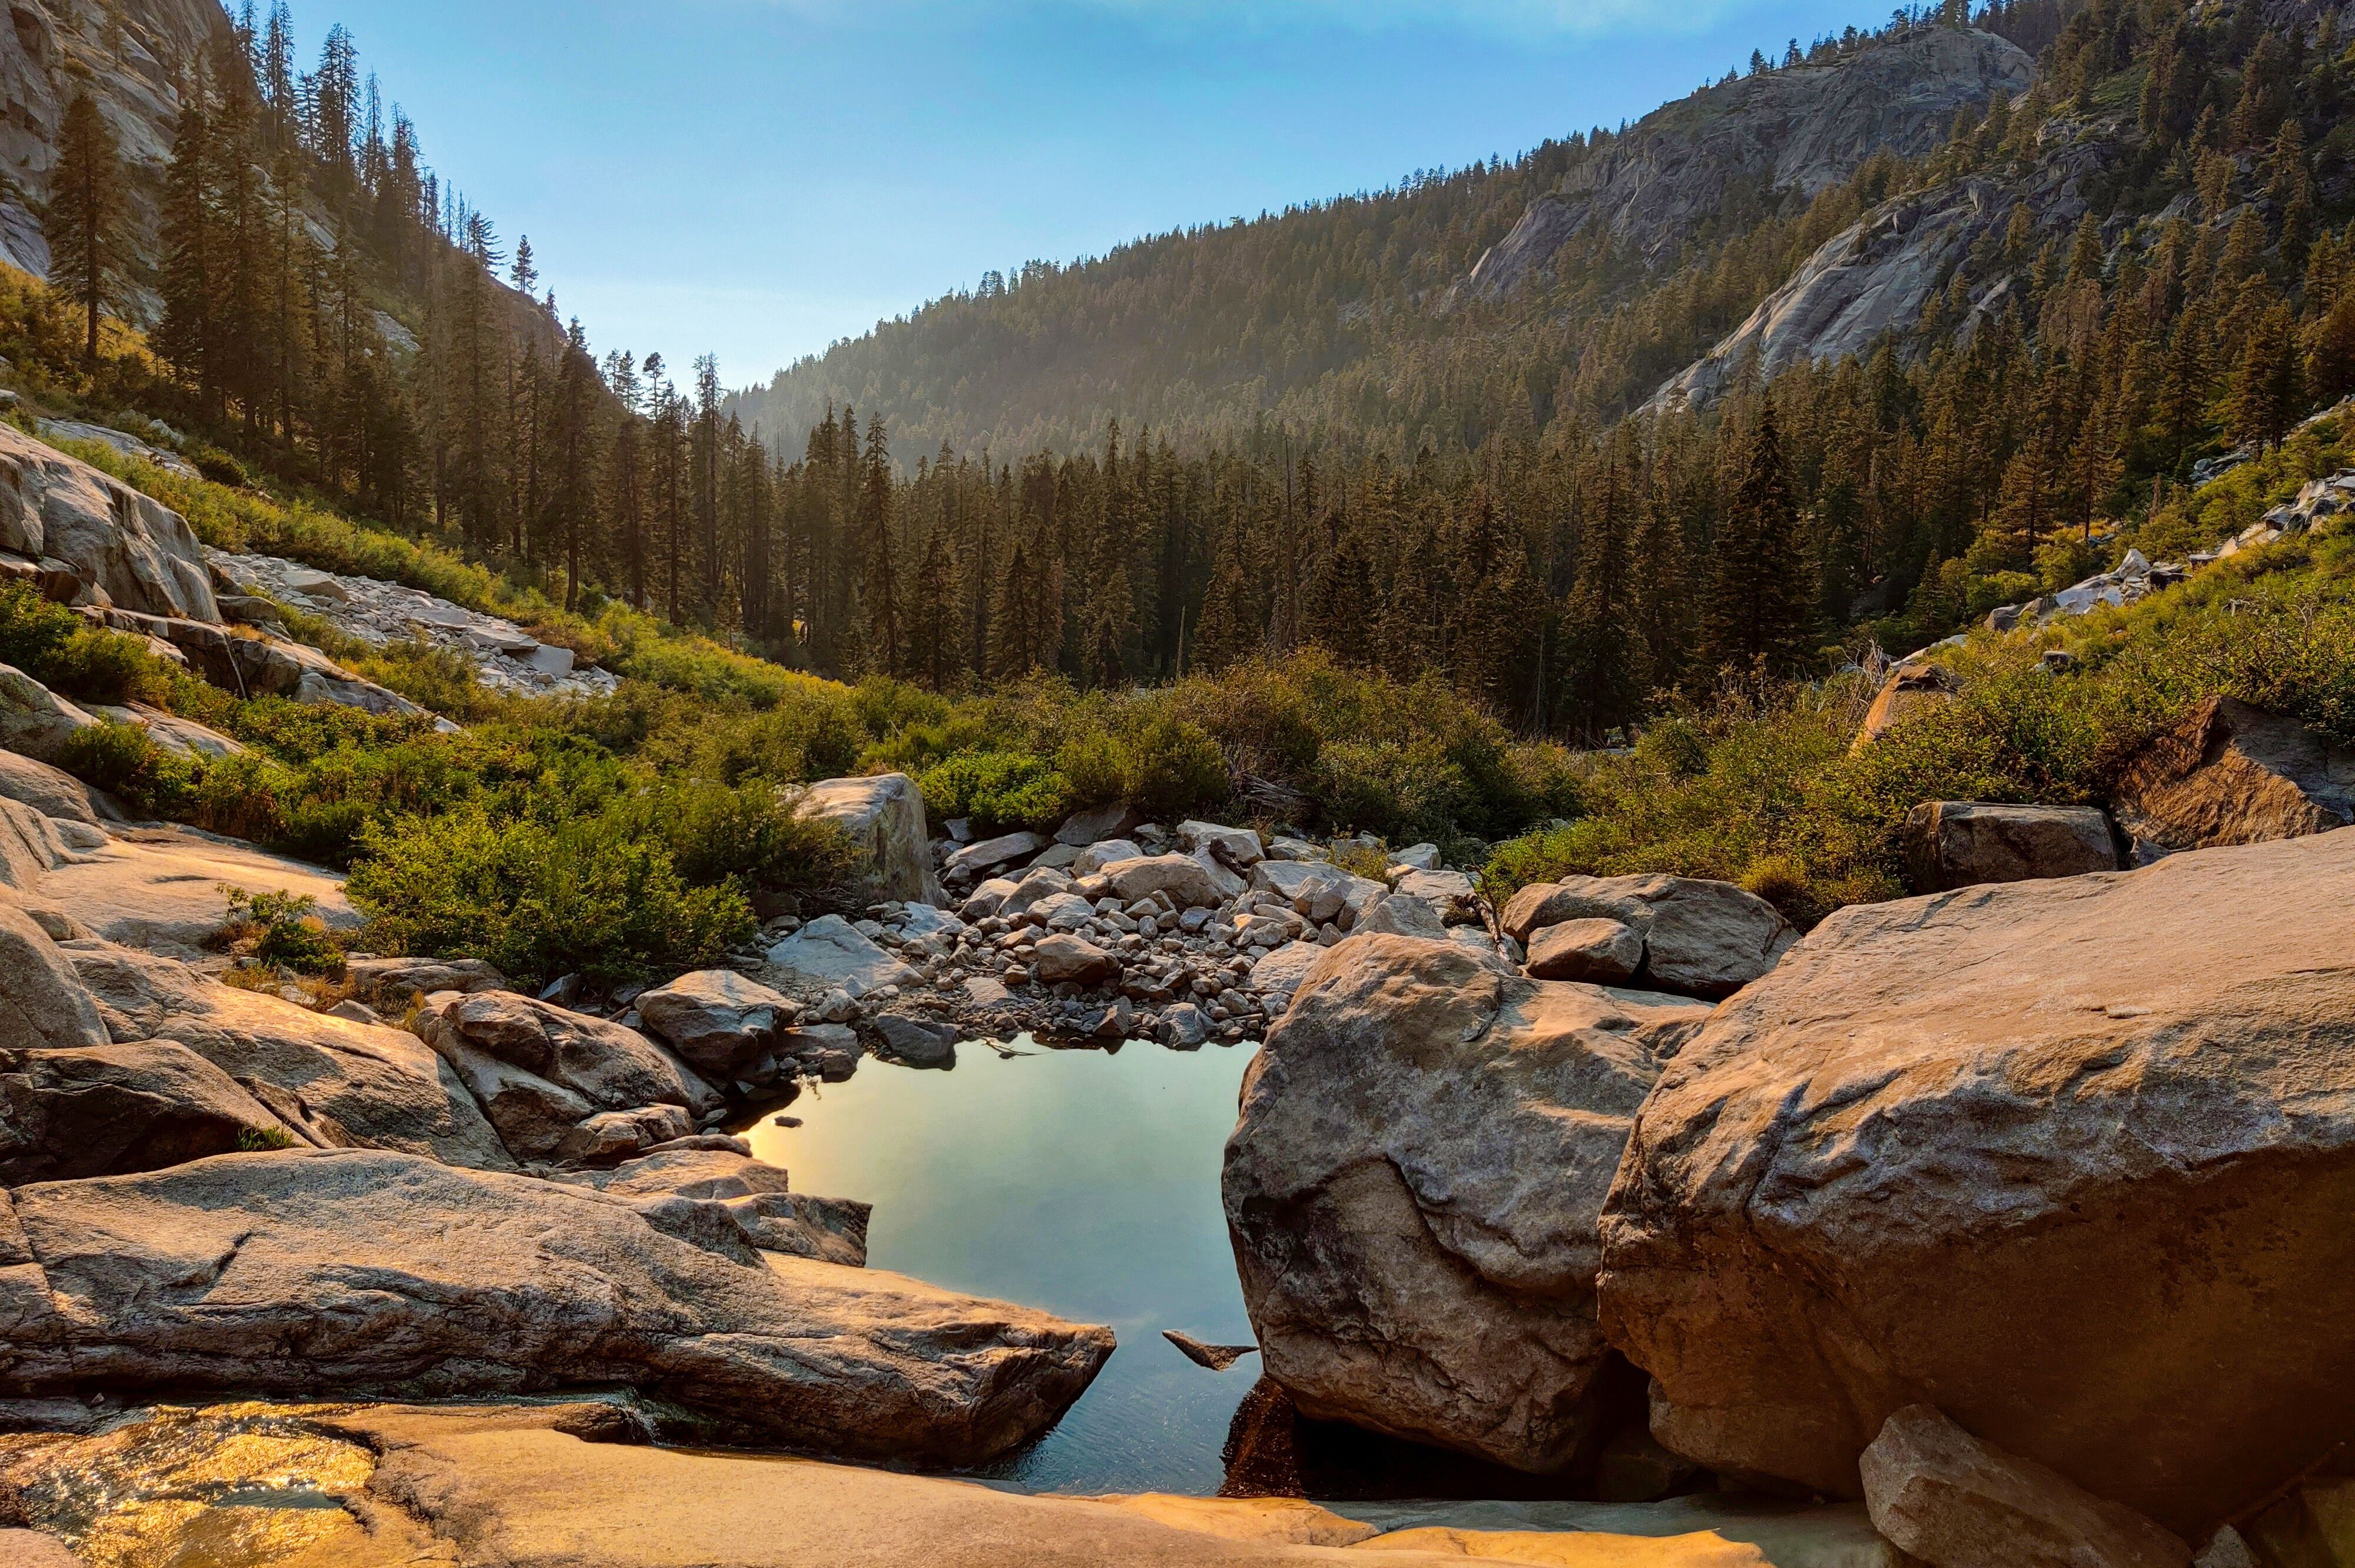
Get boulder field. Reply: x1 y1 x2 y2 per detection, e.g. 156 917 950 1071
1226 827 2355 1563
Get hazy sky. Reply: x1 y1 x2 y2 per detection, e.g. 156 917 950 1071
313 0 1867 388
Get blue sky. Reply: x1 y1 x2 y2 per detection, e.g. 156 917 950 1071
311 0 1870 388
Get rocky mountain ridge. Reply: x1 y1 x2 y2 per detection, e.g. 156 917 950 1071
1458 26 2036 303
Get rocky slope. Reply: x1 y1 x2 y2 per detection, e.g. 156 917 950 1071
1460 26 2036 303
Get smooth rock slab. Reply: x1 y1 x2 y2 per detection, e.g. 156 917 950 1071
0 1149 1112 1465
1225 935 1713 1473
0 904 105 1054
1597 832 2355 1538
1860 1405 2190 1568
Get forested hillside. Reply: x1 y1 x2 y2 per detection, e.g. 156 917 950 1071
9 0 2355 758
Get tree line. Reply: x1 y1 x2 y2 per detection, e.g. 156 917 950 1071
24 0 2355 746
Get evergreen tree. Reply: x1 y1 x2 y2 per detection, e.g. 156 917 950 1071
1699 401 1812 676
46 91 127 363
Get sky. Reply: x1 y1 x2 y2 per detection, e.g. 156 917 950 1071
311 0 1874 390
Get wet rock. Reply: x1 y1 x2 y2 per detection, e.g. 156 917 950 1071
0 1148 1113 1464
64 939 514 1171
633 971 798 1080
2112 696 2355 857
0 1040 293 1182
1524 918 1646 985
1597 832 2355 1537
1165 1330 1258 1372
801 773 943 906
765 915 920 998
1501 873 1796 1001
872 1014 958 1068
1902 802 2122 892
1860 1405 2191 1568
1225 935 1712 1473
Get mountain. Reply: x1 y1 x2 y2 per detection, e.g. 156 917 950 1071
727 19 2042 460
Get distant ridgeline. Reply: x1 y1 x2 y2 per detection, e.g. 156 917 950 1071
5 0 2354 743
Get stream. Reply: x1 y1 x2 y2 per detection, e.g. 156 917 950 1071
744 1037 1259 1496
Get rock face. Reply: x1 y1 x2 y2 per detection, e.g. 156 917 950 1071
1902 802 2121 892
1852 660 1960 750
1597 831 2355 1538
1860 1405 2191 1568
0 1148 1113 1464
1501 874 1796 1001
1225 935 1713 1473
1462 28 2034 301
2112 696 2355 856
0 423 220 620
0 1040 289 1183
65 939 515 1171
802 773 943 907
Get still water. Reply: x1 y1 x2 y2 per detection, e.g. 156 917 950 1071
744 1038 1260 1496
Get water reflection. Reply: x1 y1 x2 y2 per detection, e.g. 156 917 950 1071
745 1037 1259 1496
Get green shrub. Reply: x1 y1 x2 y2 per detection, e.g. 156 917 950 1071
916 750 1072 834
219 885 344 975
347 806 755 988
56 720 197 816
236 1125 297 1151
639 777 861 893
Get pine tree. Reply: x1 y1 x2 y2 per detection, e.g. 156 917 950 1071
2231 305 2303 453
46 91 127 364
1699 401 1812 676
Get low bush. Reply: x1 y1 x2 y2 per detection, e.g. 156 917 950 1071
917 749 1071 835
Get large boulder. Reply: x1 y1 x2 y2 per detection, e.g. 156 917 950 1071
0 423 221 621
1860 1406 2190 1568
1501 874 1796 1001
1524 918 1646 985
345 955 508 1007
1852 661 1958 751
1597 831 2355 1539
1902 802 2121 892
801 773 943 907
64 940 515 1171
0 1040 294 1184
1224 935 1713 1473
634 970 799 1079
0 903 106 1052
765 915 919 998
0 1148 1113 1464
2112 696 2355 857
1031 933 1116 987
417 989 720 1115
1250 860 1388 928
0 747 110 828
1100 852 1230 911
